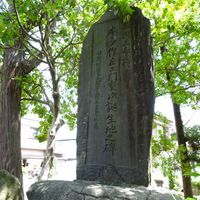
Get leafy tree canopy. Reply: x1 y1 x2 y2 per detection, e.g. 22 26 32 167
0 0 199 139
136 0 200 106
1 0 106 141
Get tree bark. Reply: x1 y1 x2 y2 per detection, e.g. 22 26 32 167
0 41 42 199
172 102 193 198
0 47 24 200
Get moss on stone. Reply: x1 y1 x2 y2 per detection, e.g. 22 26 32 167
0 170 20 200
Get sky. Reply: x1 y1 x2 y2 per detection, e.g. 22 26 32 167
155 95 200 128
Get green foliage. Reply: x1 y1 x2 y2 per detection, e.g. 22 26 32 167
161 156 178 190
0 0 106 139
104 0 134 21
35 118 52 142
153 129 199 187
154 112 172 128
0 12 19 46
176 144 196 179
1 0 199 159
185 125 200 148
1 0 198 141
152 132 175 156
0 0 199 189
152 113 179 190
152 123 200 191
152 135 179 190
152 114 175 157
35 132 48 143
138 2 200 194
184 125 200 177
136 0 200 106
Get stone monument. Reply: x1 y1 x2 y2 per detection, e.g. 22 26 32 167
27 9 183 200
77 8 155 186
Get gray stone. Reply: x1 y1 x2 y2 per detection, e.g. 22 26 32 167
27 180 183 200
0 170 21 200
149 190 184 200
77 8 155 186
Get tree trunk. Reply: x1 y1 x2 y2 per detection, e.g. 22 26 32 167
37 118 64 180
0 47 24 200
37 27 62 179
37 133 56 180
161 45 193 198
172 102 193 198
0 40 41 199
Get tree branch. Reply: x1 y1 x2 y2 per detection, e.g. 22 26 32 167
57 64 76 83
13 0 41 44
21 97 50 106
171 84 200 94
18 52 43 75
21 40 46 64
38 13 45 45
54 41 82 61
157 84 200 97
40 83 54 113
0 44 24 51
22 88 53 110
53 25 78 61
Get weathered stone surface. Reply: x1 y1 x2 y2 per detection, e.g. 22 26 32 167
27 180 183 200
149 190 183 200
77 8 154 186
0 170 21 200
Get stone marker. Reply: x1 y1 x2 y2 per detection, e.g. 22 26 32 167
77 8 155 186
0 170 21 200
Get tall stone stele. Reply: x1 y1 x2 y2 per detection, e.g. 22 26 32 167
77 8 155 186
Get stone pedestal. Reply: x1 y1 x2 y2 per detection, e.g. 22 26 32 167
77 8 154 186
27 180 183 200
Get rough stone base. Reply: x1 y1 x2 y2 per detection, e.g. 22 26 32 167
27 180 183 200
0 170 21 200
